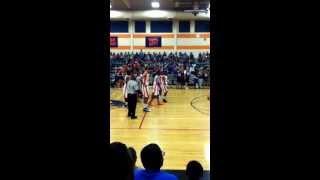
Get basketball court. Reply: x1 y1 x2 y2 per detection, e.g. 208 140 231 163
109 0 211 174
110 88 210 170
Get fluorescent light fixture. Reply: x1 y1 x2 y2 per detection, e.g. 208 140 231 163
110 10 122 18
110 4 112 9
199 12 210 18
143 10 167 18
151 1 160 8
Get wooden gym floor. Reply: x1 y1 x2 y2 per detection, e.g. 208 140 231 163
110 88 210 170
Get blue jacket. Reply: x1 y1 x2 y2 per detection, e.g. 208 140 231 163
134 169 177 180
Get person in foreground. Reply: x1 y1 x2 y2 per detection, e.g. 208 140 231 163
128 147 141 173
110 142 134 180
134 143 177 180
186 160 204 180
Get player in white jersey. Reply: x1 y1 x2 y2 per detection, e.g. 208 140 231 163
149 70 162 105
135 71 143 102
141 67 151 112
122 72 130 106
159 71 168 103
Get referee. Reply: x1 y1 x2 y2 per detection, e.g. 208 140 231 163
126 74 139 119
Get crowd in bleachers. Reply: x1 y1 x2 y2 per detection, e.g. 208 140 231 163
110 51 210 89
110 142 204 180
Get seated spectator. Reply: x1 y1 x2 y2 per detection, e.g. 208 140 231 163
186 160 204 180
135 143 177 180
190 52 194 60
198 71 204 88
110 142 134 180
189 72 199 88
203 71 209 83
176 70 182 89
128 147 141 173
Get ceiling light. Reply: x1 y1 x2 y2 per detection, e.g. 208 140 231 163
110 11 122 18
151 1 160 8
143 10 167 18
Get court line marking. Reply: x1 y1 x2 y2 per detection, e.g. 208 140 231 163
140 98 164 129
190 95 210 115
138 111 148 129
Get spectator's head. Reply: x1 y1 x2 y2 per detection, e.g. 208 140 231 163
186 160 203 180
128 147 137 167
140 143 164 171
110 142 133 180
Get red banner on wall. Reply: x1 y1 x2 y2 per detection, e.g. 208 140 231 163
110 37 118 47
146 37 161 47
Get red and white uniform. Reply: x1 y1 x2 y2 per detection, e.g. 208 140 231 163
152 75 161 96
160 75 168 94
141 72 150 98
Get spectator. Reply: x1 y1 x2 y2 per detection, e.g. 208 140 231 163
198 70 204 89
128 147 141 173
115 71 124 88
190 52 194 61
190 72 199 89
203 70 209 85
110 142 134 180
186 160 204 180
135 144 177 180
177 69 182 89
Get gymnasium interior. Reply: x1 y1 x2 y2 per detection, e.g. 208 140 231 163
109 0 211 179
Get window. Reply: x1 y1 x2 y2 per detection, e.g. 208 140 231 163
195 20 210 32
151 21 172 33
110 21 129 33
135 21 146 33
179 21 190 32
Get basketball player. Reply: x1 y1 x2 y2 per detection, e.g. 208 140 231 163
122 71 131 107
135 71 143 101
160 71 168 103
149 70 162 106
141 67 151 112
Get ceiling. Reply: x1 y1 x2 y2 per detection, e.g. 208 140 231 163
110 0 210 11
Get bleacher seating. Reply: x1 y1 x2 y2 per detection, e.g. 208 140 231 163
110 51 210 88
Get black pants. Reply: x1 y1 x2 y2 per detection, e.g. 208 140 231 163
127 94 137 117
